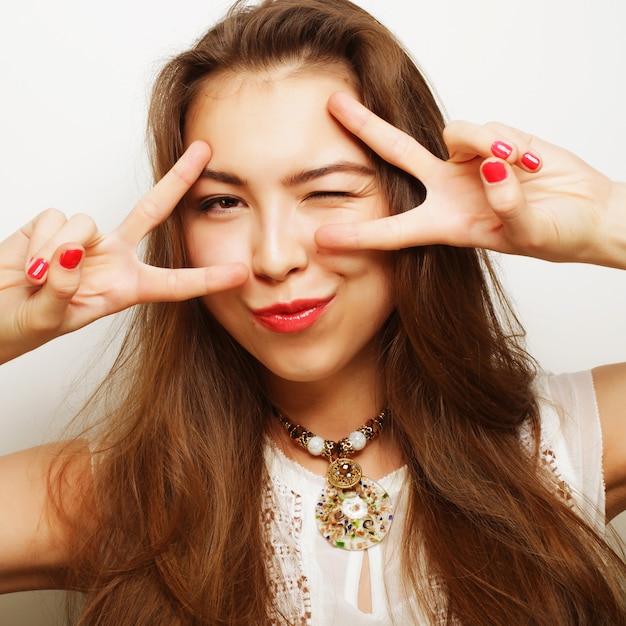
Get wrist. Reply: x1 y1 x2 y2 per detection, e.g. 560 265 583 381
599 181 626 270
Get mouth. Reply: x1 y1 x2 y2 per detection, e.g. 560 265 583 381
251 297 334 333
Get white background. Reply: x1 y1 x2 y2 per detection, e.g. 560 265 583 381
1 0 624 622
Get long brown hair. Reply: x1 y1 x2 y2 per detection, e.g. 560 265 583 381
62 0 626 623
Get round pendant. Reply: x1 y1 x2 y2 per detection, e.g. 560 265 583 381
326 457 362 488
315 477 394 550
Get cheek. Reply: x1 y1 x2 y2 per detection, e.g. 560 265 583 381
373 271 395 319
366 253 395 316
200 290 236 325
184 224 248 268
323 247 391 284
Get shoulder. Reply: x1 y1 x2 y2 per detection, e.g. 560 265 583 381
532 367 626 521
0 441 94 592
591 363 626 519
531 370 606 527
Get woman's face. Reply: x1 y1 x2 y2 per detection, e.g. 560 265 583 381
183 66 393 385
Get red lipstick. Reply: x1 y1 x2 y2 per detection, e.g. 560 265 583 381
251 297 333 333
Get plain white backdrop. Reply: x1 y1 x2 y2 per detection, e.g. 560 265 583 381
1 0 625 622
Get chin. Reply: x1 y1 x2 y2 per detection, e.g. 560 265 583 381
265 364 337 384
258 349 366 386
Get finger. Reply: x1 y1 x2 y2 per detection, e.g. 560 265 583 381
22 209 67 275
117 141 212 245
485 122 543 173
327 92 440 181
26 244 85 334
315 210 443 251
444 120 520 163
25 213 99 284
136 262 249 303
445 120 542 173
480 159 540 247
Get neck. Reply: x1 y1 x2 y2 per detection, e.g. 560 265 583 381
265 347 384 440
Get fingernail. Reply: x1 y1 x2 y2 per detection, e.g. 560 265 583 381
482 161 508 183
521 152 540 170
491 141 513 160
59 248 83 269
27 257 49 280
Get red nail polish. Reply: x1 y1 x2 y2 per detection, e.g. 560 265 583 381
59 249 83 269
27 257 49 280
521 152 540 170
482 161 508 183
491 141 513 160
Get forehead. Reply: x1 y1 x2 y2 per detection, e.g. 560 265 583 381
183 66 368 172
186 62 358 122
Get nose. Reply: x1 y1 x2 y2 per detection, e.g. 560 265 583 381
251 209 309 282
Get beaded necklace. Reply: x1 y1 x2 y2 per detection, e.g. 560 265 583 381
276 409 394 550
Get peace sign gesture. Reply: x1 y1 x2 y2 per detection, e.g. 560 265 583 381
0 141 248 364
318 93 624 269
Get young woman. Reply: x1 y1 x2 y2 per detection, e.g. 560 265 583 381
1 0 626 623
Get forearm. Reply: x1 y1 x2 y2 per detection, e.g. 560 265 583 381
595 181 626 270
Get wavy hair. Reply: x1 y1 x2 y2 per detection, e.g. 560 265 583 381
61 1 626 623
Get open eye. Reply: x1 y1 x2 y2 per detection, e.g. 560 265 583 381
197 196 246 214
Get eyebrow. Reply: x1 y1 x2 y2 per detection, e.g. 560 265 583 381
198 161 375 187
198 168 245 185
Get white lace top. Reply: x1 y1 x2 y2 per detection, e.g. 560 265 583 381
262 371 605 625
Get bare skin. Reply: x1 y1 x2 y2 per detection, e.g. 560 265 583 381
1 80 625 598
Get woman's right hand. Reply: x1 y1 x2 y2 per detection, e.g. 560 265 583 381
0 141 248 365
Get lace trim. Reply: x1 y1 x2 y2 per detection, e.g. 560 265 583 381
519 419 576 509
540 448 575 507
261 426 578 624
262 478 312 625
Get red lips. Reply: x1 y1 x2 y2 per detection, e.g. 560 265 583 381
251 297 333 333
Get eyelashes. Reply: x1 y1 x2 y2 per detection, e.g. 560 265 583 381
304 191 354 201
196 191 355 214
197 196 246 214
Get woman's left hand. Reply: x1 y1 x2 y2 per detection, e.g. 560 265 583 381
317 92 626 269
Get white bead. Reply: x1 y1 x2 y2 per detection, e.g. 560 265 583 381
307 436 325 456
348 430 367 451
